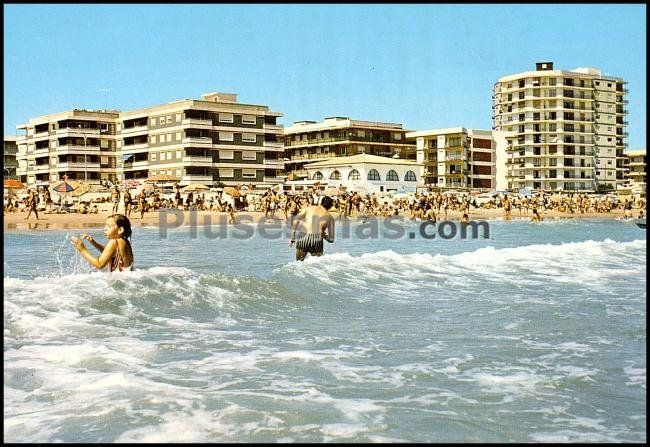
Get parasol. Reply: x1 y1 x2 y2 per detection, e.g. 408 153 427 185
50 176 79 210
181 183 210 192
52 179 78 194
223 186 241 197
146 173 180 183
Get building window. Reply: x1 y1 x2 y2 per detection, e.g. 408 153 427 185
404 170 417 182
242 168 257 178
329 170 341 180
386 170 399 181
219 113 234 123
219 168 234 178
242 151 257 160
312 171 323 180
219 132 234 142
220 150 234 159
242 115 256 125
367 169 380 180
242 133 257 143
348 169 360 180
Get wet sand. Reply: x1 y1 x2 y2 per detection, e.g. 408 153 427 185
4 207 630 231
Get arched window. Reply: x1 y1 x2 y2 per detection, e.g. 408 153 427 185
312 171 323 180
348 169 360 180
329 170 341 180
386 170 399 181
404 170 417 182
367 169 380 181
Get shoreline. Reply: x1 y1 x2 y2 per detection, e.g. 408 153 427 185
3 207 633 231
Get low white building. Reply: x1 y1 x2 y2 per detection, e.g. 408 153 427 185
300 153 423 193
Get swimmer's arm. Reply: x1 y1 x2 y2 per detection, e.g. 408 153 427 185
323 216 335 243
80 233 104 251
72 237 116 269
290 209 307 242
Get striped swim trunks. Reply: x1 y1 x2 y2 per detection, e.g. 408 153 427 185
295 233 324 254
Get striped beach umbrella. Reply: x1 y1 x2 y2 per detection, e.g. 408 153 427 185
52 180 78 194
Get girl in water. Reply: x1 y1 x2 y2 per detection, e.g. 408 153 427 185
71 214 134 271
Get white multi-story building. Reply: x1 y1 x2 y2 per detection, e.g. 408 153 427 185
623 149 646 194
493 61 628 192
15 92 284 187
283 117 416 181
406 127 510 191
16 110 120 186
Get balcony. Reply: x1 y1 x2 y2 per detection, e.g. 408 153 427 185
121 125 149 136
181 118 212 127
264 124 283 132
56 161 101 170
182 156 213 166
264 159 285 168
56 144 101 154
182 137 213 147
182 174 213 183
263 141 284 150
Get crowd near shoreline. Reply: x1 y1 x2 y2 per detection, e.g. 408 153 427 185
4 185 645 231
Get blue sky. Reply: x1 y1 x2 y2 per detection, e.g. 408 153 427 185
3 4 646 149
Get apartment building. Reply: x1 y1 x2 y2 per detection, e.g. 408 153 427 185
16 110 120 185
406 127 509 190
119 92 284 186
283 117 416 180
623 149 646 193
15 92 284 187
4 136 19 179
493 61 628 192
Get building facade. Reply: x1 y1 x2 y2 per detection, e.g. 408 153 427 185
15 92 284 187
15 110 120 185
3 136 19 179
493 61 628 192
119 92 284 186
406 127 508 191
623 149 646 193
283 117 416 181
302 153 422 194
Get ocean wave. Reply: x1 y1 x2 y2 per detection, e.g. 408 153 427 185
274 239 646 295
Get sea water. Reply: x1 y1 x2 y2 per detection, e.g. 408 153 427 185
3 218 646 442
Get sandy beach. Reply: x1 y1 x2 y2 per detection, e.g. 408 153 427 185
4 206 630 231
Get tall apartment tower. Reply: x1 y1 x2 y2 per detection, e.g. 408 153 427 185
283 117 416 180
16 110 121 185
492 61 628 192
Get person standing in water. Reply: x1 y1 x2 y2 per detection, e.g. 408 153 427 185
290 195 335 261
71 214 134 271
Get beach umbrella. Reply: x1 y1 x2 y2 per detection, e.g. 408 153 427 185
223 186 241 197
52 179 78 194
181 183 210 192
146 173 180 183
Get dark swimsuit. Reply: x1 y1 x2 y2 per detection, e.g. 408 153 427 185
295 233 324 255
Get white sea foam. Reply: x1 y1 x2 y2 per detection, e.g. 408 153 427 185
277 239 646 295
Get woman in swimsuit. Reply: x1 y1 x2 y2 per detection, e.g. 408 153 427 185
71 214 134 271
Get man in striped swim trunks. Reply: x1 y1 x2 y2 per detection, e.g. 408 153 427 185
290 195 335 261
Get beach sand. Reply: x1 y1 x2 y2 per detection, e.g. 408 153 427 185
4 206 630 231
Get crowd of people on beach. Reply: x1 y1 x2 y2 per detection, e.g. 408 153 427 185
4 183 647 223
